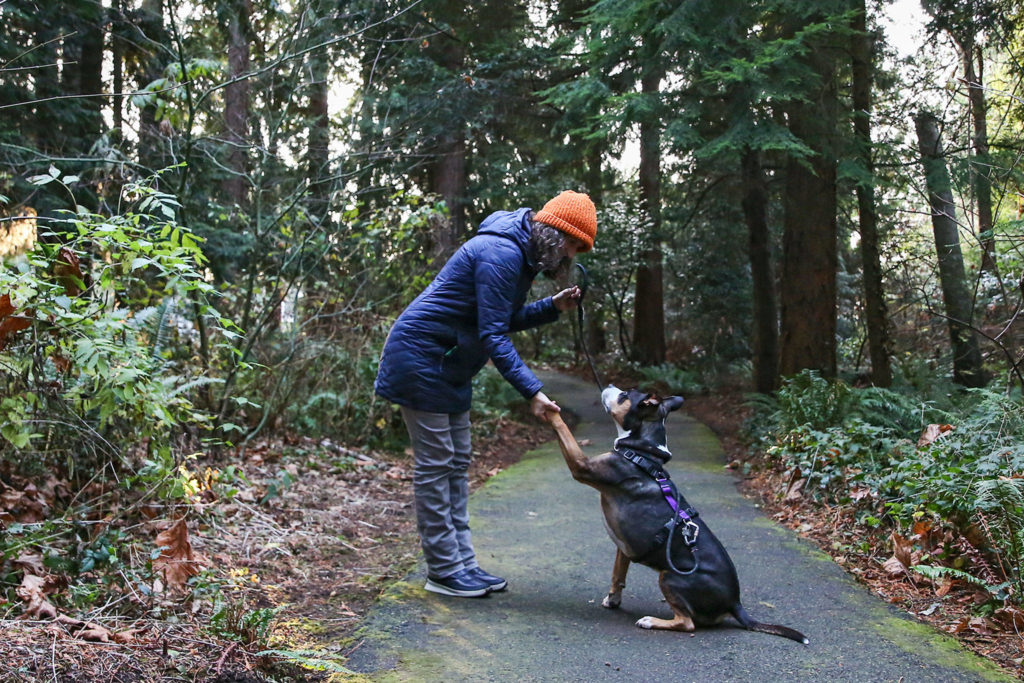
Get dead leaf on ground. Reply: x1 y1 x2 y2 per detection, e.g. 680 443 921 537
17 573 60 620
784 478 806 502
13 551 46 575
0 484 49 523
52 614 141 643
882 555 907 577
153 518 201 594
994 607 1024 630
888 532 913 569
917 423 955 448
935 577 954 598
849 485 873 502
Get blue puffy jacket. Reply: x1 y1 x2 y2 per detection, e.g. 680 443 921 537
374 208 561 413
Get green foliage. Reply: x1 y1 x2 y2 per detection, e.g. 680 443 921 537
1 171 227 474
255 649 355 675
210 598 281 648
471 364 527 425
756 371 1024 605
775 370 852 431
637 362 706 395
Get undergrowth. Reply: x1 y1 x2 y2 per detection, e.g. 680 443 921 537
749 370 1024 609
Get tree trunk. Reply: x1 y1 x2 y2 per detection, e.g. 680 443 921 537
31 15 60 152
221 0 252 207
136 0 167 172
431 132 467 258
851 2 892 387
963 42 996 273
913 112 987 387
741 148 778 393
427 34 467 259
779 30 839 379
632 67 666 366
111 0 125 133
305 2 331 229
75 2 105 148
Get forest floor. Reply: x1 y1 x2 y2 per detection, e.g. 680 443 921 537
0 409 547 682
2 377 1022 681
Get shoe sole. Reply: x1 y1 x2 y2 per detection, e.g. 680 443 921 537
424 578 488 598
483 580 507 592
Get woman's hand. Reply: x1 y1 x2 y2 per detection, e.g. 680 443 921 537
530 391 561 421
552 286 582 312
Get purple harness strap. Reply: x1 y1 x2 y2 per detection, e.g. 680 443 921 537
618 448 700 546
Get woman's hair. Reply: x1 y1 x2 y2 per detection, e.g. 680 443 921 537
530 219 571 279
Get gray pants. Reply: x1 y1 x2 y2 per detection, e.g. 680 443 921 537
400 406 477 579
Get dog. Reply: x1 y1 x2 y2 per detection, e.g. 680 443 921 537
547 385 808 644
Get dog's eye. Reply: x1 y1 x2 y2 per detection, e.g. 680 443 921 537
617 392 628 404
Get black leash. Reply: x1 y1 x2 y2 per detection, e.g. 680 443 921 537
574 263 604 391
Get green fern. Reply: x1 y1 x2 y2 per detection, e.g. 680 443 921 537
776 370 850 431
973 477 1024 597
256 648 355 674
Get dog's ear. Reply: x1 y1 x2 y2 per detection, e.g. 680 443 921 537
659 396 684 416
636 393 660 417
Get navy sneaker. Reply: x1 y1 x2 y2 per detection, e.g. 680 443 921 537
468 566 507 592
424 568 490 598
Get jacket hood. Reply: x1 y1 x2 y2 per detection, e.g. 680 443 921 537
476 208 534 265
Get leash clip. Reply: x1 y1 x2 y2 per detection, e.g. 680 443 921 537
682 520 700 547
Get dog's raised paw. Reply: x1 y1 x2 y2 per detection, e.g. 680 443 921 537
601 595 621 609
635 616 654 629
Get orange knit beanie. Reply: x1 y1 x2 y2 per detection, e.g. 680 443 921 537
534 190 597 252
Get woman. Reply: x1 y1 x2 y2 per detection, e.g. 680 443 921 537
375 190 598 597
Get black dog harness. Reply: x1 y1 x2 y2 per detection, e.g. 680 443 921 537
617 446 701 575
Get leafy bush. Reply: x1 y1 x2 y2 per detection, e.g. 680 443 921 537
754 371 1024 605
638 362 707 395
1 171 228 477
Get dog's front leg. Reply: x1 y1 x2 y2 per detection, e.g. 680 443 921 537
546 413 596 484
602 549 630 609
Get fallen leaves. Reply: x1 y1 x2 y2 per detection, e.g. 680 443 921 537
153 518 202 594
917 423 955 448
17 572 61 620
13 559 140 643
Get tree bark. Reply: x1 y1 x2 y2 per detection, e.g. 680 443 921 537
741 148 778 393
136 0 168 172
851 3 893 387
62 1 105 149
632 66 666 366
431 131 467 258
427 33 467 259
221 0 252 207
963 42 996 273
913 112 987 387
111 0 125 133
31 13 60 152
305 2 332 229
779 28 839 379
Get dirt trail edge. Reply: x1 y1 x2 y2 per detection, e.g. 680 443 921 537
345 371 1012 682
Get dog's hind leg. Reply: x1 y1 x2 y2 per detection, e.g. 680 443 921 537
601 549 630 609
635 606 695 632
635 575 696 631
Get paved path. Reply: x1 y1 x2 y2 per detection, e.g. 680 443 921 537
347 371 1011 682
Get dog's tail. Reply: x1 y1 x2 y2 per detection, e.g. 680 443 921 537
732 604 809 645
